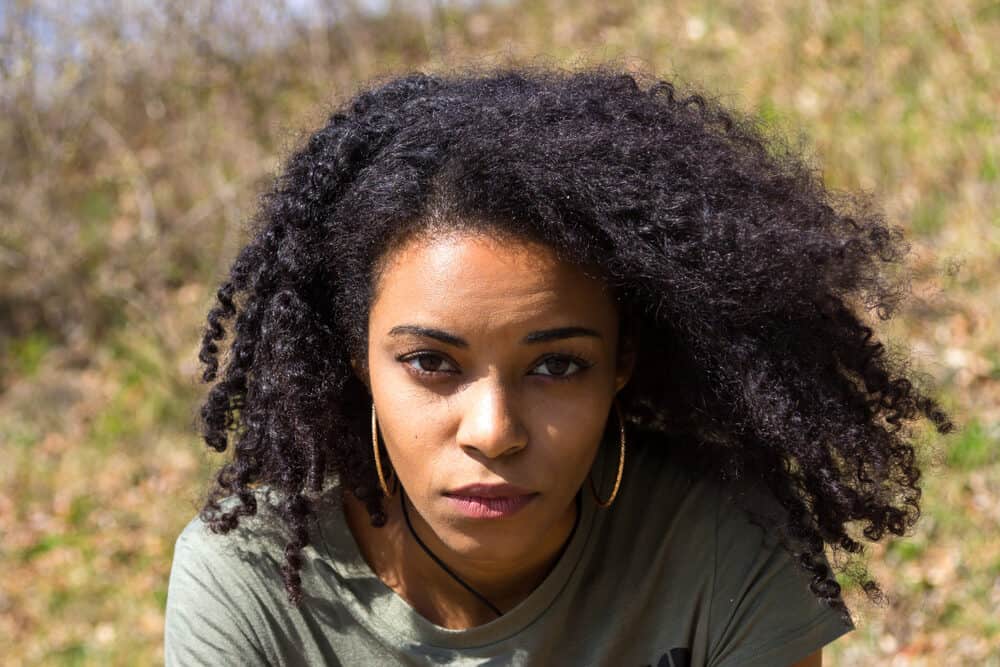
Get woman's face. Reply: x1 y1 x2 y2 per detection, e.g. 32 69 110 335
360 229 634 563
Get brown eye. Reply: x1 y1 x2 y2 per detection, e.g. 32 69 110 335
532 355 588 378
544 357 570 375
401 353 457 375
416 355 442 371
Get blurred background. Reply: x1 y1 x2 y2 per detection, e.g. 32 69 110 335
1 0 997 664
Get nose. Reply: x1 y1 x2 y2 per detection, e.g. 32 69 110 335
456 376 528 460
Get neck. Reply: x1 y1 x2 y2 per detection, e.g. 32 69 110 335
342 487 579 629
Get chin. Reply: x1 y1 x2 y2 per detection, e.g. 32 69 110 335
433 513 539 550
441 531 534 563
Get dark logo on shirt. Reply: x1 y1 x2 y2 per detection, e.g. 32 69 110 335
642 647 691 667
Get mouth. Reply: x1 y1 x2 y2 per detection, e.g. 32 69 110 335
445 482 535 498
442 493 538 519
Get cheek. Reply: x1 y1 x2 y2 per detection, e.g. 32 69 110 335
371 382 451 490
531 394 611 469
539 367 621 454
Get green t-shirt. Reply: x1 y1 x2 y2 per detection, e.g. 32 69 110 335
164 439 852 666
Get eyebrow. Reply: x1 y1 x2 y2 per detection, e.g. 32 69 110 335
387 325 602 347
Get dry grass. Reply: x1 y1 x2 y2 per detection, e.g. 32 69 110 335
1 0 997 664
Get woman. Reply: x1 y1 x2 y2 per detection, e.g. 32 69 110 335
164 66 954 666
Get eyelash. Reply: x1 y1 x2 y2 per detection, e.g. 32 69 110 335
396 351 593 382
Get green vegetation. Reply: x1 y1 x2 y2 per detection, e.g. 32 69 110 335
947 419 998 469
4 333 53 378
1 0 997 664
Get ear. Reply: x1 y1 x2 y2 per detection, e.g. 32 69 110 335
351 357 372 394
614 323 638 394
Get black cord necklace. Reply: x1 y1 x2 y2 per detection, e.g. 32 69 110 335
398 488 582 621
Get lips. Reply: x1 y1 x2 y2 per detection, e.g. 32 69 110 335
444 482 536 498
443 483 538 519
444 493 537 519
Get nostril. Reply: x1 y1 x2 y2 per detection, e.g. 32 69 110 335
455 385 525 452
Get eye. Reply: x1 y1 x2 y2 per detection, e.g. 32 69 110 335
398 351 592 381
531 354 591 379
399 352 458 376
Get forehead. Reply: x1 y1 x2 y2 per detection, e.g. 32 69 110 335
370 231 617 331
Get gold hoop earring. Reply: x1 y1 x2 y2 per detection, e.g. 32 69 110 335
589 398 626 509
371 402 398 497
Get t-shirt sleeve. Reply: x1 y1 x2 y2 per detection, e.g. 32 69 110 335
706 486 854 667
163 517 271 667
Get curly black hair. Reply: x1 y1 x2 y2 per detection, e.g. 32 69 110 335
196 64 954 619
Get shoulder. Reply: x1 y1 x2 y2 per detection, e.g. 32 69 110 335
699 473 855 666
168 492 294 603
172 497 289 571
611 432 853 665
163 494 293 666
